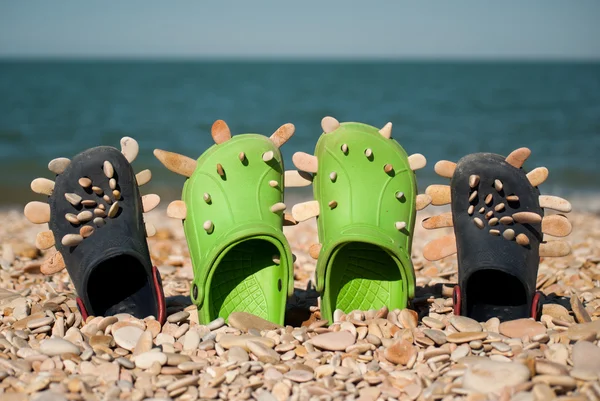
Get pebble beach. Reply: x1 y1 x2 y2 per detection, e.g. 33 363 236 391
1 205 600 401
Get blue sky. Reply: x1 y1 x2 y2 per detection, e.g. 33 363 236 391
1 0 599 59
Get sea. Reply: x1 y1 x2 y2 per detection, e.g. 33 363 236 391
0 60 599 209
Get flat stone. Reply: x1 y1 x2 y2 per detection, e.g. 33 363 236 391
310 331 355 351
48 157 71 174
399 309 418 329
27 316 54 329
227 312 282 332
567 319 600 341
183 330 200 351
570 295 592 323
207 317 225 331
247 341 280 364
39 338 81 356
572 341 600 374
451 344 471 362
536 359 568 376
284 369 314 382
113 325 144 351
134 351 167 369
218 334 274 351
542 304 574 323
132 330 153 356
499 319 545 338
446 332 488 343
545 343 569 365
423 329 447 345
463 360 530 394
383 339 416 365
227 346 249 363
422 316 445 330
450 316 482 332
167 311 190 324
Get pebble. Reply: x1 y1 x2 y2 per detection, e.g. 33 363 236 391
39 338 81 356
446 331 488 343
167 311 190 323
463 359 530 394
423 329 447 345
310 330 355 351
218 334 274 350
79 225 94 238
65 193 82 206
450 316 482 332
27 316 54 329
228 312 282 331
499 319 546 338
61 234 83 247
48 157 71 174
103 160 114 178
572 341 600 374
108 201 120 218
207 317 225 331
113 325 144 351
422 316 445 330
183 330 200 351
134 351 167 369
227 346 250 363
247 340 280 364
284 370 313 382
383 339 416 365
570 295 592 323
76 210 93 223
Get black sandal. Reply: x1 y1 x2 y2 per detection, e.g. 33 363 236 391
25 137 166 323
421 148 572 322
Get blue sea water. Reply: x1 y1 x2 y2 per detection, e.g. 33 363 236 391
0 60 599 206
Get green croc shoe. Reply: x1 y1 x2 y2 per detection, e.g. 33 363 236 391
154 120 296 325
289 117 430 323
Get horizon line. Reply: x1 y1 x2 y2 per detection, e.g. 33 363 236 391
1 55 600 63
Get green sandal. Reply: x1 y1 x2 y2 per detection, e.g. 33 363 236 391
154 120 296 325
289 117 430 323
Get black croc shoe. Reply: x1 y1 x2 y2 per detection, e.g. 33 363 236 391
421 148 572 322
25 137 166 323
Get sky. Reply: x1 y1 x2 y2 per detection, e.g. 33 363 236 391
0 0 599 60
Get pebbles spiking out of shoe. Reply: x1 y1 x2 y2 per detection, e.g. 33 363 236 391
23 137 160 275
156 120 296 226
422 148 573 261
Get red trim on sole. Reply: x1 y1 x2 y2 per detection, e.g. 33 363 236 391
76 297 89 322
531 291 542 320
453 285 461 315
152 266 167 324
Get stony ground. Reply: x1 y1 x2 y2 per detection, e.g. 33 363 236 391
0 206 599 401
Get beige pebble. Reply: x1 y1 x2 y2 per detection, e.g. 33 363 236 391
65 192 82 206
499 319 545 338
469 175 480 188
103 160 114 178
310 331 355 351
450 316 482 332
77 210 93 223
61 234 83 247
79 177 92 188
79 225 94 238
113 325 144 351
108 201 120 218
446 332 488 344
503 229 515 240
48 157 71 174
473 217 484 229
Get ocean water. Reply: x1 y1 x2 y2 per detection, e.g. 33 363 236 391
0 60 599 206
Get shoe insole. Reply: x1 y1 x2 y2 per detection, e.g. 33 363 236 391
208 239 283 322
326 243 402 314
